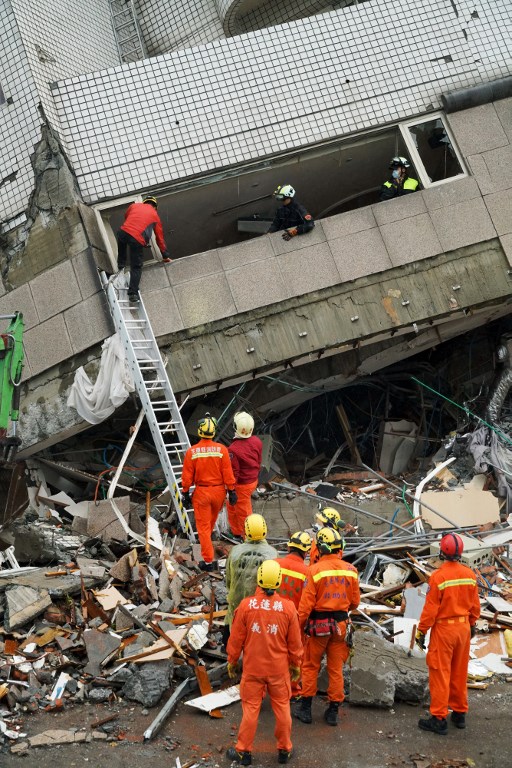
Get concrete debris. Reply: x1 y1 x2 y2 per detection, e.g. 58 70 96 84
1 391 512 756
349 631 429 708
122 660 174 707
4 585 52 630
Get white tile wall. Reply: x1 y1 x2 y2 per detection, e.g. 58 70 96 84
136 0 224 54
0 0 120 224
51 0 512 204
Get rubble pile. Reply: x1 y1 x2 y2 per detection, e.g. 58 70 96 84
0 517 233 750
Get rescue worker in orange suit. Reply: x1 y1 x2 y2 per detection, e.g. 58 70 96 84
275 531 311 700
296 527 360 726
309 507 342 565
116 195 171 303
415 533 480 735
181 413 237 572
226 560 303 766
227 412 263 539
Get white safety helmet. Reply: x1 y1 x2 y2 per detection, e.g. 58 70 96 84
233 411 254 438
389 156 411 169
274 184 295 200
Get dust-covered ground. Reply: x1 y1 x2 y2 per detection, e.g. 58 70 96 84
2 681 510 768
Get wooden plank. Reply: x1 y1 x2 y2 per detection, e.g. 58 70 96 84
335 404 362 465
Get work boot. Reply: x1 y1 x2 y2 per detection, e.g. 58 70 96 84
128 292 140 304
418 714 448 735
450 711 466 729
199 560 218 572
277 748 293 764
226 747 252 765
294 696 312 724
324 701 339 726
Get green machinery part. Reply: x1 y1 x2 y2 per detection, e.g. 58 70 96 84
0 311 24 462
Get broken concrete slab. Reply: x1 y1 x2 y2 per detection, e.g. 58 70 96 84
122 660 173 707
0 568 93 597
83 629 122 676
349 631 428 708
87 496 130 542
29 729 88 747
4 585 52 631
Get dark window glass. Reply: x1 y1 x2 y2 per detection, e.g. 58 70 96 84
408 118 463 183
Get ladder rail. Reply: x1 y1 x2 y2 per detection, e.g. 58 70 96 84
101 272 196 542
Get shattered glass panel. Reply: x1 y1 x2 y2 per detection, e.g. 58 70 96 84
407 118 464 184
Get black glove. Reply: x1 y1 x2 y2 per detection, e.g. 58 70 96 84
282 231 292 241
415 629 426 650
470 624 477 638
228 489 238 506
182 490 191 507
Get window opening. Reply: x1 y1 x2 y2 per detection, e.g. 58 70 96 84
399 114 466 188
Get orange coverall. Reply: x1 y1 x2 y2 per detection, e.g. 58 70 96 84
298 554 360 703
227 586 303 754
181 438 236 563
418 560 480 719
276 551 309 696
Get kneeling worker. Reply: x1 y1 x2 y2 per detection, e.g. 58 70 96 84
227 560 303 765
296 527 360 726
269 184 314 241
416 533 480 735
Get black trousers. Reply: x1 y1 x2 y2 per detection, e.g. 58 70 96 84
117 229 144 295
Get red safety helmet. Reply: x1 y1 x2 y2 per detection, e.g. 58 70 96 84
439 533 464 560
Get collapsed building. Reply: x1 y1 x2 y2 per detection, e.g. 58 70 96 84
0 0 512 755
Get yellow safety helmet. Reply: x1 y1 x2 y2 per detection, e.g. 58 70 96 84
316 507 340 527
244 513 267 542
288 531 312 552
143 195 158 207
198 413 217 439
316 527 342 555
257 560 282 591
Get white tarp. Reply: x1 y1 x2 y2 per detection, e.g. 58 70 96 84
67 333 134 424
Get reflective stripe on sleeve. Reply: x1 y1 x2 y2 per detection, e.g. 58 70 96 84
437 578 477 590
312 569 357 582
281 568 306 582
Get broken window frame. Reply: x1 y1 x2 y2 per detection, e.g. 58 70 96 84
94 194 164 273
398 113 467 189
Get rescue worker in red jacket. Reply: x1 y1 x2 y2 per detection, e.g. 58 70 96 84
227 412 263 539
276 531 311 699
416 533 480 735
181 414 237 572
117 196 170 302
226 560 303 766
296 527 360 726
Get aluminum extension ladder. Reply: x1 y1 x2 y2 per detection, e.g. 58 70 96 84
109 0 147 64
100 271 196 542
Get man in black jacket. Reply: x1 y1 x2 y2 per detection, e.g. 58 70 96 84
269 184 315 241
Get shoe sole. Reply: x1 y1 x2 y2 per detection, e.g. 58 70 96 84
418 723 447 735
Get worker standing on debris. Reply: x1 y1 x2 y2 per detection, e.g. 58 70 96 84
379 157 419 202
296 527 360 726
309 508 343 565
116 196 171 303
226 560 303 765
276 531 311 609
225 514 278 629
416 533 480 735
227 412 263 540
269 184 315 241
181 414 237 572
276 531 311 700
